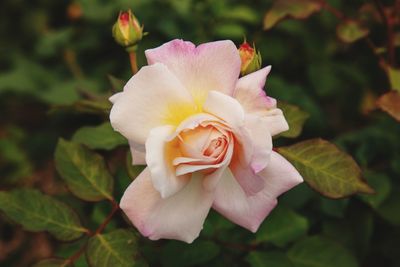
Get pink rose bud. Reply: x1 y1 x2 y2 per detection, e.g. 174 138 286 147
112 10 143 50
238 41 262 76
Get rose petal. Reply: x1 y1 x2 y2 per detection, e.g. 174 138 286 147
244 114 273 173
145 39 241 104
146 125 190 198
212 168 276 232
109 63 195 144
233 66 288 136
129 140 146 165
120 168 214 243
234 66 276 113
262 108 289 136
258 151 303 197
229 153 265 196
203 91 245 129
213 151 303 232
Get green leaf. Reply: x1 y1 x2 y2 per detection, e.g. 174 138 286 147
377 187 400 226
263 0 322 30
108 75 126 92
32 259 71 267
72 122 127 150
256 206 308 247
278 102 310 138
0 188 87 241
246 251 294 267
214 23 246 38
376 91 400 122
320 198 349 218
322 208 373 259
219 6 259 24
359 171 391 208
288 236 358 267
55 139 114 201
336 20 369 43
277 139 374 198
387 66 400 92
160 240 220 267
86 229 139 267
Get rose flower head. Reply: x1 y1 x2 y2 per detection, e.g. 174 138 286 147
109 39 303 243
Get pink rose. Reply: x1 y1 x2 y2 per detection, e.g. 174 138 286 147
109 39 303 243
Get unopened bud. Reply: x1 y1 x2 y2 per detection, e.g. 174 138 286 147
112 10 143 50
238 41 262 76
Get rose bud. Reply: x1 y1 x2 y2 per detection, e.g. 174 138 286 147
112 10 143 49
238 41 262 76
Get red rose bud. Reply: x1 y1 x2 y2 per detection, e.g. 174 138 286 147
112 10 143 50
238 41 262 76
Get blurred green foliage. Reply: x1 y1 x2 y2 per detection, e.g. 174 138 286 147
1 0 399 266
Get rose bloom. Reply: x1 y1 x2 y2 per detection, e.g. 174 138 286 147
109 39 303 243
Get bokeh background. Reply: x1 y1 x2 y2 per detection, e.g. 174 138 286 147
1 0 399 266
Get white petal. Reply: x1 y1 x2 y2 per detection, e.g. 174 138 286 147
244 114 273 173
212 168 277 232
120 169 214 243
258 151 303 197
129 141 146 165
109 63 195 144
263 108 289 136
146 125 190 198
203 91 245 129
145 39 241 102
234 66 276 114
213 151 303 232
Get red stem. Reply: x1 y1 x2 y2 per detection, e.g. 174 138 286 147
320 0 346 20
66 199 119 265
95 200 120 234
373 0 396 66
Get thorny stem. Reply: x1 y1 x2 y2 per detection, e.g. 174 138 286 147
129 51 138 74
66 198 120 265
373 0 396 66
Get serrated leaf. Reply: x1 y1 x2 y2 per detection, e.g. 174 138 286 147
359 171 391 208
277 139 374 198
256 206 308 247
387 66 400 91
72 122 127 150
337 20 369 43
288 236 358 267
246 251 294 267
278 102 309 138
376 91 400 122
160 240 220 267
0 189 87 241
264 0 322 30
32 258 71 267
86 229 139 267
55 139 114 201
